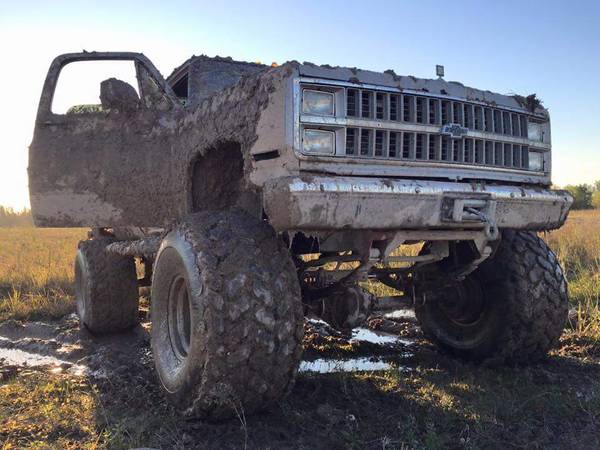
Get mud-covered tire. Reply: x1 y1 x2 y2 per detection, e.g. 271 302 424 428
150 209 304 420
75 239 139 334
415 231 568 364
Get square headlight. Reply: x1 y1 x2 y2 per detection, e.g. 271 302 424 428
528 150 545 171
302 89 335 116
303 129 335 154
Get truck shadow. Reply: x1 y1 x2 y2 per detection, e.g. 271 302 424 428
84 325 600 449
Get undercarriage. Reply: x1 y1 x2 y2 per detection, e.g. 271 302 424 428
102 224 499 331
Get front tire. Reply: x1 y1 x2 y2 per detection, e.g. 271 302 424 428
415 231 568 364
151 209 304 420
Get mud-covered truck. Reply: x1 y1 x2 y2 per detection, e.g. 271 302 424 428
29 52 572 419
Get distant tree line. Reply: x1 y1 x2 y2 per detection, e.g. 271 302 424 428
563 180 600 210
0 206 33 227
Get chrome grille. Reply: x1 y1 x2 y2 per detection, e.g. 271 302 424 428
344 128 530 170
296 78 550 182
360 90 372 118
346 89 357 117
341 88 536 170
347 89 530 138
345 127 356 155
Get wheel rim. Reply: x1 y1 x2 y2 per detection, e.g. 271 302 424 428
167 276 191 360
439 277 486 327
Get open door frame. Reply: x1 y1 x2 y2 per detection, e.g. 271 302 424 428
29 52 187 228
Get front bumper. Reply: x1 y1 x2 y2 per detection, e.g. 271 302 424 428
263 176 572 232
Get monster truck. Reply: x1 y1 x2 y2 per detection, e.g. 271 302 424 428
29 52 572 419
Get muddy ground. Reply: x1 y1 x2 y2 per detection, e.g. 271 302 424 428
2 311 600 449
0 309 420 380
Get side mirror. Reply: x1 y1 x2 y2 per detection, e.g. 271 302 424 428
100 78 140 112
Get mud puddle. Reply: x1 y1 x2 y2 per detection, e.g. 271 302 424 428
300 357 394 373
384 309 416 321
0 313 153 381
351 327 414 347
301 311 418 374
0 339 84 373
0 309 420 379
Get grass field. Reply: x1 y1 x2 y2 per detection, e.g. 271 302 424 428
545 210 600 334
0 228 86 322
1 211 600 449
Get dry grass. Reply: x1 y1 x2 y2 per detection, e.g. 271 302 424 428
545 210 600 335
0 228 87 321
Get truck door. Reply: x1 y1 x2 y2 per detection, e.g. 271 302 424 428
29 52 185 227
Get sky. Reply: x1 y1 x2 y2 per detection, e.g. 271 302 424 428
0 0 599 210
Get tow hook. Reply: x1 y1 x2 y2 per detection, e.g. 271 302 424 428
441 195 499 241
465 206 499 240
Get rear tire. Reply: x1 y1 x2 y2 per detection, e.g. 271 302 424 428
415 231 568 364
151 209 304 420
75 239 139 334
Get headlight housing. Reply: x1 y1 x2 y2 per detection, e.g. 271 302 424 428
302 129 335 154
528 150 545 171
302 89 334 116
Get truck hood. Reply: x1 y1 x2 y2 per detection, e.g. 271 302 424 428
297 62 547 117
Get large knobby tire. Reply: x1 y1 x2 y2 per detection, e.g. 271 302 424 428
75 239 139 334
151 209 304 420
415 231 568 364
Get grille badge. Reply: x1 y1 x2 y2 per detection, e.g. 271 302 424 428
440 123 469 139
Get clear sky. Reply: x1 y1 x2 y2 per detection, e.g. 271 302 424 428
1 0 599 210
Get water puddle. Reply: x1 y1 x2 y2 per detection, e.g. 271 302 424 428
384 309 416 320
0 347 68 368
0 347 88 376
307 318 330 327
351 327 414 347
300 357 393 373
351 327 398 345
302 321 415 374
0 331 92 377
